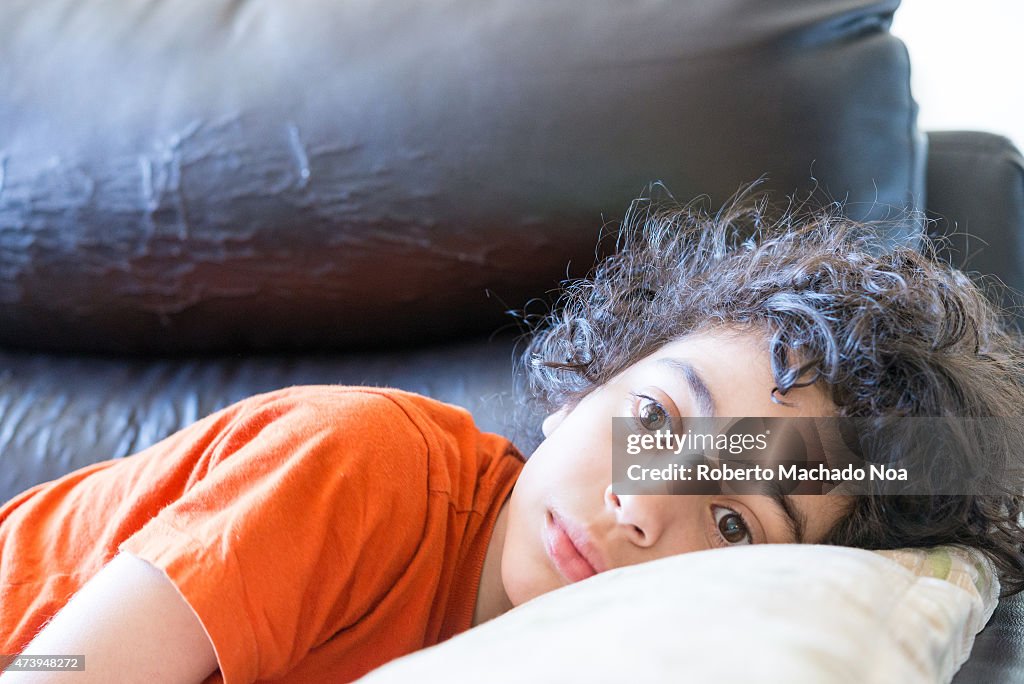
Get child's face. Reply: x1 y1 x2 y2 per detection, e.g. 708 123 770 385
500 328 852 607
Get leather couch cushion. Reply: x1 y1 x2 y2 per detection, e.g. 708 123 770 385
0 0 922 354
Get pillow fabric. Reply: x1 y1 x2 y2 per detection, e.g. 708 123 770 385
358 544 998 684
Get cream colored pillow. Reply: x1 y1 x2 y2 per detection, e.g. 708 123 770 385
359 544 998 684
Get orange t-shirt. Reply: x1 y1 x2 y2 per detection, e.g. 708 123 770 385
0 386 524 683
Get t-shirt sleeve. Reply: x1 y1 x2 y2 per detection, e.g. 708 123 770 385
120 388 431 684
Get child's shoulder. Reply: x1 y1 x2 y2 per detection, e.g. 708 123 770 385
220 385 520 497
225 384 484 445
235 384 469 417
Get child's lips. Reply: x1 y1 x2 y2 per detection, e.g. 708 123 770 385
543 509 607 582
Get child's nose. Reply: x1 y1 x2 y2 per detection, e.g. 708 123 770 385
604 484 663 547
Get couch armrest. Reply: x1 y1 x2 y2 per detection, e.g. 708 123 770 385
925 131 1024 328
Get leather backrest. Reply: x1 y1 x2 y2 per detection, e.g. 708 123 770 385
0 0 923 354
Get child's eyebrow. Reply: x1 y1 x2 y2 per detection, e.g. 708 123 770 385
657 358 717 417
764 479 807 543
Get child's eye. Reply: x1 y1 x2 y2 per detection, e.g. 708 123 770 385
712 505 753 546
632 394 669 431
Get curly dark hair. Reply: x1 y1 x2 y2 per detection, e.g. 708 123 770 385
520 188 1024 596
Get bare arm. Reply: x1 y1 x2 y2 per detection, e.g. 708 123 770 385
0 553 217 684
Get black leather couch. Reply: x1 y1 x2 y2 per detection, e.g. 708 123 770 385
1 0 1021 680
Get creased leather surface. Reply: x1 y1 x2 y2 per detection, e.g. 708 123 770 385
0 0 923 354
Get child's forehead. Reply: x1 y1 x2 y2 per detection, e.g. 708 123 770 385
636 329 770 376
620 330 833 418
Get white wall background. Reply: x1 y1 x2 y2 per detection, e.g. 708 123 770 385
891 0 1022 151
